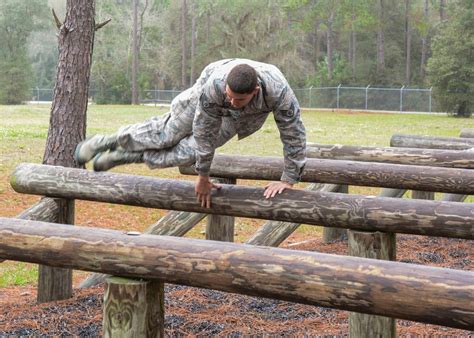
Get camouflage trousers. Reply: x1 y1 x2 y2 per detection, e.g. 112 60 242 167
116 88 237 169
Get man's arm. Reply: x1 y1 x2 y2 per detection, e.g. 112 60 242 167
193 86 224 207
266 86 306 196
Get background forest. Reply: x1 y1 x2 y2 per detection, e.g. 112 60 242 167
0 0 472 114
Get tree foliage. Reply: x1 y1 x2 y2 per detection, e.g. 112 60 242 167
427 1 473 117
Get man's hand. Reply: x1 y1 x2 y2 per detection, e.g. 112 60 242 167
264 181 293 199
195 175 222 208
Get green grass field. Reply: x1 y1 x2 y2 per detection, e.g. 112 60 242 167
1 104 473 287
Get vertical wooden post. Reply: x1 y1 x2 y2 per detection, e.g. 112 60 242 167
206 177 236 242
37 198 74 302
323 185 348 242
412 190 435 200
348 230 396 338
103 277 164 338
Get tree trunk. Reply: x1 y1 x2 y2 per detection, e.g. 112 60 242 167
376 0 385 76
40 0 96 302
326 11 335 80
350 16 356 79
190 0 197 86
440 0 447 21
314 22 320 71
131 0 139 105
420 0 429 81
405 0 411 84
181 0 187 88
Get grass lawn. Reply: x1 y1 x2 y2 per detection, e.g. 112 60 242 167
0 104 473 287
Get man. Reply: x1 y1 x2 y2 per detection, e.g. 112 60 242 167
75 58 306 208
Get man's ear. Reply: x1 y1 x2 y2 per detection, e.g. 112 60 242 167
253 85 260 95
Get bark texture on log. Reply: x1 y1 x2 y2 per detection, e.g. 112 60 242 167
11 164 474 239
246 184 341 247
460 129 474 138
206 178 235 242
306 143 474 168
103 277 164 338
348 230 396 338
0 218 472 330
390 134 474 150
180 155 474 195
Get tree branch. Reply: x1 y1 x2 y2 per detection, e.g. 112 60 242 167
95 18 112 31
52 8 63 30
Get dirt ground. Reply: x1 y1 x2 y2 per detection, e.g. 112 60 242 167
0 182 473 336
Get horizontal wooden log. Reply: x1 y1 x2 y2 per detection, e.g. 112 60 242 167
391 134 474 150
0 218 472 330
460 129 474 138
178 155 474 194
306 143 474 168
10 164 474 239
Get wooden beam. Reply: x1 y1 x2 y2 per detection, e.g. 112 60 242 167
0 218 472 330
390 134 474 150
179 155 474 194
306 143 474 168
10 164 474 239
460 129 474 138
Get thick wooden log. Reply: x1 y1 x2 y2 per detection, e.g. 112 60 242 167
390 134 474 150
306 143 474 168
378 188 406 198
206 177 236 242
348 230 396 338
179 155 474 195
79 210 206 288
11 164 474 239
0 218 472 330
246 184 341 246
323 185 348 243
103 277 164 338
412 191 435 200
460 129 474 138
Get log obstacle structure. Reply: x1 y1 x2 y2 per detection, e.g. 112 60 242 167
391 133 474 150
10 163 474 239
0 218 473 331
178 155 474 195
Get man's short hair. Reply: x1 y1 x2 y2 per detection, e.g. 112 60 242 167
227 64 258 94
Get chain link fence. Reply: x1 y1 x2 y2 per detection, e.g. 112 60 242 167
31 85 436 113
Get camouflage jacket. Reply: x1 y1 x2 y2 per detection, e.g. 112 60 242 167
192 58 306 184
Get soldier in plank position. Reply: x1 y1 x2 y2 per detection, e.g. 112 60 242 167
75 58 306 208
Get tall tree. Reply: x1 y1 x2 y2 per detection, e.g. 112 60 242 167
181 0 188 88
131 0 139 104
405 0 412 84
420 0 430 82
376 0 386 77
41 0 103 302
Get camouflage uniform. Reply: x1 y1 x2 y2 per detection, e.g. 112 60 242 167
117 58 306 184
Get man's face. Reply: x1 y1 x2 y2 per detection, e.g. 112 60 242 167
225 85 259 109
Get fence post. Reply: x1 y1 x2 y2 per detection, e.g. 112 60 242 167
400 85 405 112
36 87 40 102
337 84 341 109
309 86 313 108
365 85 370 110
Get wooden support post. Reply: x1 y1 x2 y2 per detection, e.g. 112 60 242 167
103 277 164 338
323 185 348 243
206 177 236 242
37 198 73 303
460 128 474 138
412 190 435 200
348 230 396 338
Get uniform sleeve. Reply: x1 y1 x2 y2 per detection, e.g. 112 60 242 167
273 86 306 184
192 82 223 176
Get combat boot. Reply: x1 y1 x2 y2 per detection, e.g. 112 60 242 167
92 149 144 172
74 134 118 165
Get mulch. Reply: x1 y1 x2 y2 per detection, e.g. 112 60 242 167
0 235 472 336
